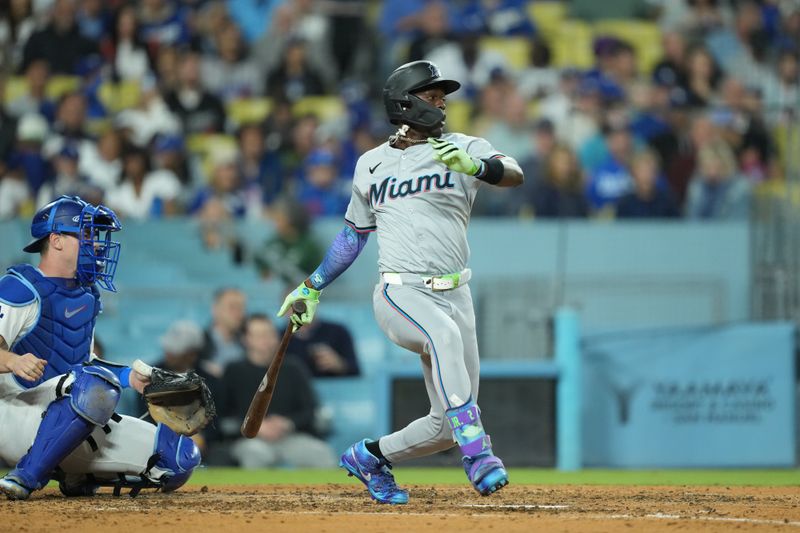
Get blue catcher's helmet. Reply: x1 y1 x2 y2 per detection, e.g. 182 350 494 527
23 195 122 292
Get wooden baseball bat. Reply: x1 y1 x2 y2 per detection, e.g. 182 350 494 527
240 300 307 438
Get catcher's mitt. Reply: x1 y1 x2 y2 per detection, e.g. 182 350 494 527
135 361 216 436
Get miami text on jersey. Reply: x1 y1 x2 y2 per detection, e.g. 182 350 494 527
369 172 455 206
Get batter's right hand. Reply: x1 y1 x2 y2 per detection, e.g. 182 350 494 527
278 281 321 331
10 353 47 382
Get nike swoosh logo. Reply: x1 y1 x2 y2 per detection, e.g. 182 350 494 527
64 305 87 319
353 449 371 481
369 162 382 174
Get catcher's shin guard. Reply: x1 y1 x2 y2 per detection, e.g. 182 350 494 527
4 367 121 495
145 424 201 492
445 398 508 495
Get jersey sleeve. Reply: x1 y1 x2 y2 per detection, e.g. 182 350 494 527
465 135 508 162
344 162 377 233
0 301 38 349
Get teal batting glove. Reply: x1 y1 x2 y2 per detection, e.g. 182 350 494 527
277 281 321 331
429 138 482 176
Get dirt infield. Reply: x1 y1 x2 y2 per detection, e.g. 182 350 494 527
1 484 799 532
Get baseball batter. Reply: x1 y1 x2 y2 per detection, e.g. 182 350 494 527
0 195 201 500
278 60 524 504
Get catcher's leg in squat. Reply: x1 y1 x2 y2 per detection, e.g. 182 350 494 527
0 365 122 500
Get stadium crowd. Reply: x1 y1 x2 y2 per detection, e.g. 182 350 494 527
0 0 797 228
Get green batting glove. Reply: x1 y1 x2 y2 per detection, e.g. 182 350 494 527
428 138 481 176
277 282 321 330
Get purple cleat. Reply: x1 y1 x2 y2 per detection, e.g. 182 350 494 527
463 454 509 495
340 439 409 504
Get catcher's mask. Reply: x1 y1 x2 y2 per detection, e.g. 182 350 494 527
24 195 122 292
383 60 461 132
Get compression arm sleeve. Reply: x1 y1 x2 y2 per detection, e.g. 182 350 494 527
307 225 369 290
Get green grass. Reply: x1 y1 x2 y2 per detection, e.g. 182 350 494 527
3 468 797 488
187 467 800 487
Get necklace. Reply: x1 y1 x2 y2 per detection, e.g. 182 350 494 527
389 124 428 147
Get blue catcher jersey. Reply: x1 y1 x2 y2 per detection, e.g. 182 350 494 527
1 264 101 388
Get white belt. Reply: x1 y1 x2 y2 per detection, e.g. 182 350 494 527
381 268 471 291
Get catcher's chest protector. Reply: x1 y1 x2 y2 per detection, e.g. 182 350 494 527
9 264 101 388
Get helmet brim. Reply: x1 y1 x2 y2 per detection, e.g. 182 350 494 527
23 237 47 253
412 79 461 95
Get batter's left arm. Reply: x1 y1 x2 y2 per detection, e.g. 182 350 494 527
492 157 524 188
429 138 524 188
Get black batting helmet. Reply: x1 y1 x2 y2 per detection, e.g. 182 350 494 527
382 60 461 131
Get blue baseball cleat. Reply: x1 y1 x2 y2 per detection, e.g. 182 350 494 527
463 454 509 496
0 475 33 501
340 439 409 504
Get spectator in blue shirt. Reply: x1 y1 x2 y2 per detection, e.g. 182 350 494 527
617 150 679 218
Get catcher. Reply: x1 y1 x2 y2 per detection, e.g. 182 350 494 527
0 196 215 500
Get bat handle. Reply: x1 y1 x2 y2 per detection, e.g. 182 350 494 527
292 300 307 315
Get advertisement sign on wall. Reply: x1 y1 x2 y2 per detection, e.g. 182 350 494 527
582 323 795 467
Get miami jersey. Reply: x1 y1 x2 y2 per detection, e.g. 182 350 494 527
345 133 510 274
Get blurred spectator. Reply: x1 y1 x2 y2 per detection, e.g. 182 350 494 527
713 77 774 174
76 0 108 41
189 147 249 219
682 46 722 108
237 123 283 207
281 113 320 178
223 314 336 468
264 37 327 103
652 31 688 90
616 150 680 218
532 144 589 218
406 1 451 62
456 0 536 37
21 0 99 74
152 133 193 186
78 128 123 192
426 33 509 101
136 319 226 456
11 113 51 195
114 78 182 147
36 142 103 207
538 69 583 136
105 4 152 82
137 0 191 48
255 0 337 84
0 0 36 72
0 162 31 219
164 50 226 134
479 89 533 163
288 317 360 377
295 148 351 218
154 45 180 93
199 287 246 378
552 77 602 152
706 0 769 80
517 117 558 202
47 92 92 149
686 140 751 219
201 22 263 102
228 0 281 43
7 59 57 122
517 38 559 100
253 197 323 285
762 50 799 122
0 91 19 161
105 146 181 219
661 112 715 210
585 119 636 213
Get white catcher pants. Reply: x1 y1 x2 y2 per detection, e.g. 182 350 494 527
0 373 157 478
